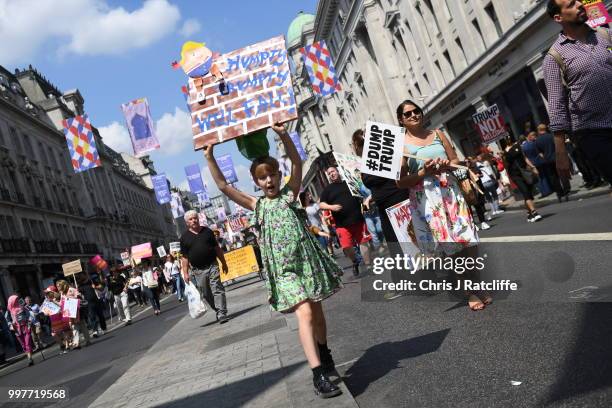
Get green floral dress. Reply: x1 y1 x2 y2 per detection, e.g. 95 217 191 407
253 185 342 312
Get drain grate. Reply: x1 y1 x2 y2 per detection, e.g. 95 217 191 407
203 318 286 352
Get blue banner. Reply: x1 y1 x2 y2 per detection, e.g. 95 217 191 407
152 174 171 204
185 163 206 194
289 132 308 161
217 154 238 184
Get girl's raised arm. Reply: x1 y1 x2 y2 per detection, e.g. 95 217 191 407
203 144 257 211
272 123 302 197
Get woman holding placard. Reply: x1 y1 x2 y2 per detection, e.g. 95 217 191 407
395 100 491 311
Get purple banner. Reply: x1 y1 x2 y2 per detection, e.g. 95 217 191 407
121 98 160 156
289 132 308 161
185 163 205 194
152 174 170 204
217 154 238 184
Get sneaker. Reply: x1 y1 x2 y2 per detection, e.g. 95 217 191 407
218 315 229 324
125 320 132 325
494 209 505 214
480 222 491 230
485 213 492 221
313 373 342 398
98 329 105 336
92 331 99 338
352 263 360 277
531 212 542 221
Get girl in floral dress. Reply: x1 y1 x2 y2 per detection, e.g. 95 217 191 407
395 100 492 311
205 123 343 398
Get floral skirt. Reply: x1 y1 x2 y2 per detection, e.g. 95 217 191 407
409 174 479 256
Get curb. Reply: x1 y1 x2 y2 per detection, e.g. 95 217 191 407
500 185 610 211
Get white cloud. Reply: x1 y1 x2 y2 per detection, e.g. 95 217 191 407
179 18 201 37
98 121 133 153
178 180 189 192
0 0 181 64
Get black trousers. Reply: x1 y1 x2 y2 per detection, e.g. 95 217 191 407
540 161 568 197
88 301 107 331
574 129 612 184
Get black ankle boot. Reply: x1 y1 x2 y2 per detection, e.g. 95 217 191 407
313 370 341 398
318 343 335 374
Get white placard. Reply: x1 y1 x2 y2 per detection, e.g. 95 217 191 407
361 121 405 180
62 298 79 319
332 152 365 197
385 199 420 259
156 246 167 257
169 242 181 254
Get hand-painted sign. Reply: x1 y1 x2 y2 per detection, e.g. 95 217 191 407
583 0 612 27
62 259 82 276
121 98 160 156
472 104 509 144
361 121 405 180
333 152 365 197
185 36 297 150
219 245 260 283
217 154 238 184
152 174 171 204
62 115 102 173
385 199 420 259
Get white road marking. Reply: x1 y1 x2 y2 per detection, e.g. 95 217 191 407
480 232 612 242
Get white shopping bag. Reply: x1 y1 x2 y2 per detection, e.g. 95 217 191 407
185 282 207 319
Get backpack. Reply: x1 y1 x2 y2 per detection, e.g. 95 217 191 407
547 27 612 89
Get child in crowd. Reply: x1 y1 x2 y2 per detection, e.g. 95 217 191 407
205 123 343 399
42 286 72 354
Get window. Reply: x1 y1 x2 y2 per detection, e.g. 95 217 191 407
23 134 34 156
472 19 486 49
422 0 441 33
0 215 17 238
38 142 48 165
415 5 432 44
443 50 456 76
455 37 468 63
10 127 23 154
485 2 503 38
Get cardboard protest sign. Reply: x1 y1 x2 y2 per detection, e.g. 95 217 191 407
62 260 82 276
219 245 260 283
472 104 509 144
89 254 108 272
584 0 612 27
41 300 61 316
217 154 238 184
62 298 79 319
121 98 160 156
227 215 246 233
333 152 366 197
361 121 405 180
132 242 153 260
169 242 181 254
120 251 130 266
152 174 171 204
185 36 297 150
198 211 208 226
62 115 102 173
385 199 420 259
156 246 167 257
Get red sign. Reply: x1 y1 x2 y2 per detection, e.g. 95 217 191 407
472 105 510 145
584 0 612 28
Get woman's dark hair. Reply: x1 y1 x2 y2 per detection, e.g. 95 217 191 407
250 156 280 178
298 191 308 207
396 99 423 126
499 137 512 150
351 129 365 156
546 0 561 18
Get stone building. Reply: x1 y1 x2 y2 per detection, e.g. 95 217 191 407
284 0 611 195
0 65 176 304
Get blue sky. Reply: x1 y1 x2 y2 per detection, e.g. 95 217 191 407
0 0 317 197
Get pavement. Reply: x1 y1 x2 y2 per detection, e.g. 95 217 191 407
87 276 359 408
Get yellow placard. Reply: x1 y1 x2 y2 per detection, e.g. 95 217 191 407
62 259 82 276
219 245 259 282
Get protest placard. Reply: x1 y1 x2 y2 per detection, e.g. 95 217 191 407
361 121 404 180
120 251 130 266
185 36 297 150
62 298 79 319
333 152 366 197
156 246 167 257
198 211 208 227
227 216 246 233
62 260 82 276
289 132 308 161
152 174 171 204
41 300 61 316
472 104 509 144
219 245 260 283
132 242 153 260
170 192 185 218
169 242 181 254
385 199 420 259
121 98 160 156
583 0 612 27
217 154 238 184
185 163 206 194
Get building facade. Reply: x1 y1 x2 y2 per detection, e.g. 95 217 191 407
284 0 611 195
0 65 176 304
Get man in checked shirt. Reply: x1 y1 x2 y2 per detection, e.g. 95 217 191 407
543 0 612 186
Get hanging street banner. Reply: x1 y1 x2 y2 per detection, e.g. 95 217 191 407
152 174 171 204
583 0 612 27
361 121 404 180
185 36 298 150
299 40 342 97
170 192 185 219
185 163 206 193
472 104 510 145
217 154 238 184
333 152 366 197
62 114 102 173
121 98 160 156
132 242 153 260
289 132 308 161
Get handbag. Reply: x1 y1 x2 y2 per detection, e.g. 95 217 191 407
519 167 538 185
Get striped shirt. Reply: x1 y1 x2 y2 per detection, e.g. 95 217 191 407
543 28 612 133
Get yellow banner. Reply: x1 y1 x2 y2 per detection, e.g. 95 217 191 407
219 245 260 282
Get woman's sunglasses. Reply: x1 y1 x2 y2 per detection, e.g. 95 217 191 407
402 109 421 119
